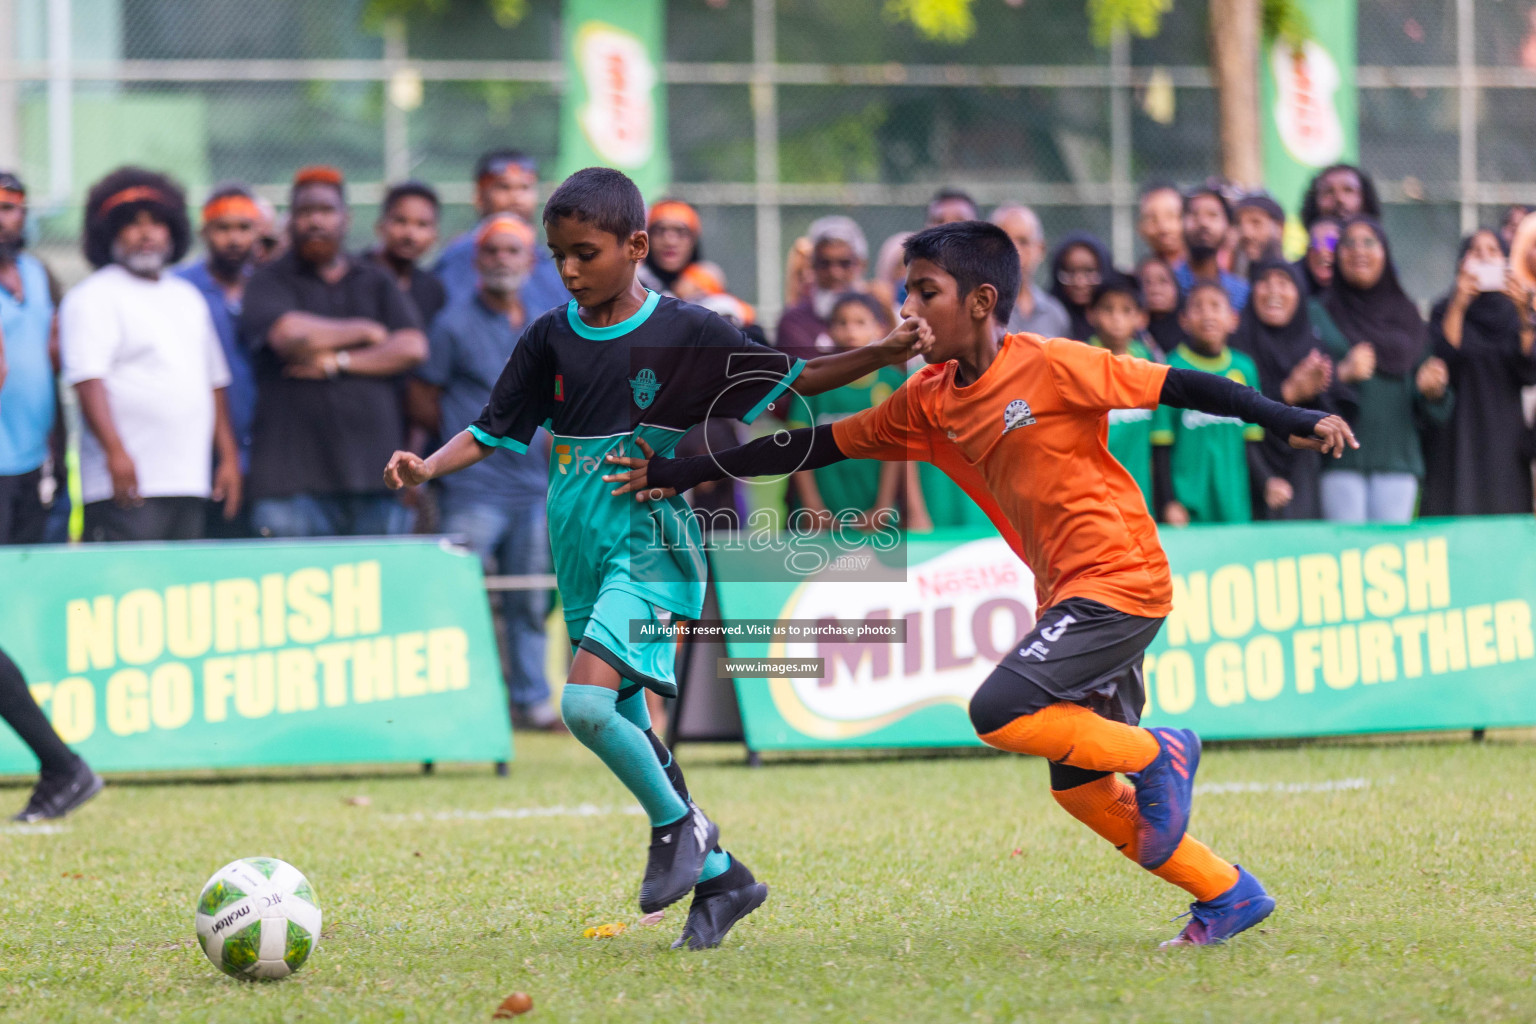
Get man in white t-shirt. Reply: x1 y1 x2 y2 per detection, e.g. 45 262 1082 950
60 167 240 542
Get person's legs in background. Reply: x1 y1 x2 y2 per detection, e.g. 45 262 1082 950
442 500 560 730
342 493 407 536
498 502 557 728
84 497 209 542
1366 471 1419 524
252 493 340 538
1320 470 1368 524
0 470 46 545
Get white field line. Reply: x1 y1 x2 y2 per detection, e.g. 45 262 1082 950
383 802 647 823
1194 777 1381 795
0 823 69 835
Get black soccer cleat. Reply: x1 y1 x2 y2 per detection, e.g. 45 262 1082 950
639 802 719 913
13 758 103 823
672 857 769 951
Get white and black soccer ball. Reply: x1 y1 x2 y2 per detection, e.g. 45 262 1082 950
194 857 321 980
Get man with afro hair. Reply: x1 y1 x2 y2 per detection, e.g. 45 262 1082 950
60 166 241 541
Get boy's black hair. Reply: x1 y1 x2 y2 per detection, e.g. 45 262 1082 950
542 166 645 239
830 290 896 331
1090 271 1144 309
382 180 440 216
1182 279 1232 308
903 221 1021 325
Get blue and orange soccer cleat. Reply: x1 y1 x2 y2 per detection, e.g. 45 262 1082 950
1161 865 1276 947
1129 727 1200 869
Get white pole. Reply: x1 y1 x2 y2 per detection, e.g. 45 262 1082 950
752 0 781 333
1456 0 1476 235
47 0 72 206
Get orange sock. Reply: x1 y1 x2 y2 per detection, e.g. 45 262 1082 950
978 702 1159 773
1051 775 1239 902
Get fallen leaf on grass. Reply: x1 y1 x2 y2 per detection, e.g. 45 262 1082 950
345 795 372 807
636 911 664 926
582 922 627 939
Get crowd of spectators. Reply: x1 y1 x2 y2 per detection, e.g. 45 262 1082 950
2 155 1536 706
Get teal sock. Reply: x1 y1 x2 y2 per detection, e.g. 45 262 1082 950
697 849 731 884
615 686 733 886
561 684 688 827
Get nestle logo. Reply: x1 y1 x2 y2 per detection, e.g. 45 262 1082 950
213 904 251 932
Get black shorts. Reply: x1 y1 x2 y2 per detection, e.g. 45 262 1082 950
967 596 1165 737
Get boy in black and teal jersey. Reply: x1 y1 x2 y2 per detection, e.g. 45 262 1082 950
384 168 924 950
1085 273 1159 506
1152 281 1282 525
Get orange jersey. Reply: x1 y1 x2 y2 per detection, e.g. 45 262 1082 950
833 333 1173 617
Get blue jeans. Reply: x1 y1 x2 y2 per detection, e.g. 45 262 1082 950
441 499 552 710
252 493 410 538
1320 470 1419 524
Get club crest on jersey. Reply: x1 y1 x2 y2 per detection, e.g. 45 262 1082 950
630 368 661 409
1002 398 1036 435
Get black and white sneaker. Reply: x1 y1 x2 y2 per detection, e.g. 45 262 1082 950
639 802 718 913
13 758 103 823
672 857 769 951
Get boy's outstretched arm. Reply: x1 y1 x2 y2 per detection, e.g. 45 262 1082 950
605 427 848 501
793 317 933 396
384 430 494 489
1159 367 1359 457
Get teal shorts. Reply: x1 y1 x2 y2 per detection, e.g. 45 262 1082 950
567 585 681 697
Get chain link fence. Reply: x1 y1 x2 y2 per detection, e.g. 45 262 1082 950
2 0 1534 318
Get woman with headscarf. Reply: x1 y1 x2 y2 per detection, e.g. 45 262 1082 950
1297 217 1341 296
1420 229 1536 515
1318 218 1454 523
1048 232 1112 341
1135 255 1183 355
1232 257 1347 520
638 199 726 299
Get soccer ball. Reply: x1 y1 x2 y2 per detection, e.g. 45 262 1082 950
194 857 321 980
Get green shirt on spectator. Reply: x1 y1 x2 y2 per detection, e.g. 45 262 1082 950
1152 343 1264 523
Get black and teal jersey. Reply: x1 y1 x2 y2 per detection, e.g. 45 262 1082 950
470 290 804 622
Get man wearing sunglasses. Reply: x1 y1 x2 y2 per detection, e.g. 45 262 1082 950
775 214 870 361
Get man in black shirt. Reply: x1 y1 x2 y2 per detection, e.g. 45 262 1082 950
241 165 427 537
369 180 446 327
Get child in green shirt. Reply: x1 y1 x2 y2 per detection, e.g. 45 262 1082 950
1152 281 1281 525
786 293 907 529
1086 273 1159 504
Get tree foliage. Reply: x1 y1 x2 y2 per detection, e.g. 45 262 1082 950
888 0 1311 49
882 0 977 45
1086 0 1174 47
363 0 529 32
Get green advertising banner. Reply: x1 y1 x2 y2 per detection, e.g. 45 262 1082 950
0 540 511 774
1261 0 1358 255
715 518 1536 750
558 0 669 199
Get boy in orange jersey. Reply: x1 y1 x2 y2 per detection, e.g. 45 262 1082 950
604 220 1357 947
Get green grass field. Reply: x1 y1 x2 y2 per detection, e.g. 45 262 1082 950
2 734 1534 1024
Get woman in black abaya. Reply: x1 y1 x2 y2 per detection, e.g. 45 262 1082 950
1232 257 1344 519
1421 229 1536 515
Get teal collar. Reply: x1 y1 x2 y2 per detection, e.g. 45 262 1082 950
566 289 660 340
